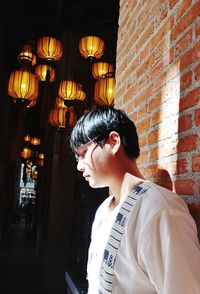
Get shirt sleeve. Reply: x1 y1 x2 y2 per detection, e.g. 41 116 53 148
138 208 200 294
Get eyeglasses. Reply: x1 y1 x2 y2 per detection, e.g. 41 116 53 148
75 136 100 163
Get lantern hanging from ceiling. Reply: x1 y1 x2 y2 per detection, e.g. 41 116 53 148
79 36 105 62
48 105 68 131
76 84 86 101
38 153 44 160
20 147 33 159
30 137 41 146
35 64 55 82
55 96 65 108
24 134 31 142
58 80 78 100
18 44 37 67
37 36 63 62
32 169 38 180
8 70 39 104
92 62 114 80
18 44 36 67
37 153 44 167
94 76 115 106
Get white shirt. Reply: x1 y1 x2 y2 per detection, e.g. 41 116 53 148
87 196 120 293
87 181 200 293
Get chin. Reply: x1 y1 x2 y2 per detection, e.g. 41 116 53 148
88 182 98 188
88 180 106 189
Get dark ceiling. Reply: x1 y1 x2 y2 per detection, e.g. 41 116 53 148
2 0 119 49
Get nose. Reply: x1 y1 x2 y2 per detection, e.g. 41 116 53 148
77 159 84 172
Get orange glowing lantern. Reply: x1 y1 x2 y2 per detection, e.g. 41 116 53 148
92 62 114 80
79 36 105 62
20 147 33 159
35 64 55 82
54 97 65 108
37 36 63 62
76 84 86 101
18 44 37 66
24 134 31 142
30 137 41 146
37 153 44 166
58 80 78 101
94 76 115 106
8 70 39 104
48 105 68 131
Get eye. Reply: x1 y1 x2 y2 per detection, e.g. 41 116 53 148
76 146 87 162
80 150 87 160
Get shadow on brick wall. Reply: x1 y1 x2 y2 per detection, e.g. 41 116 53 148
154 168 200 242
188 202 200 242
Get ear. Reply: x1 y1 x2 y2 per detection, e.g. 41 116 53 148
107 131 121 154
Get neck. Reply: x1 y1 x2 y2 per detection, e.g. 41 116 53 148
109 159 144 205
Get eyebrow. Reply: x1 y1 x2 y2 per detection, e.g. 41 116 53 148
75 136 99 154
75 135 100 154
75 141 90 155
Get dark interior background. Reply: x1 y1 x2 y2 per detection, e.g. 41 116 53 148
0 1 119 293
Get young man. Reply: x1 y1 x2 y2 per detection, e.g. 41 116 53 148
70 106 200 294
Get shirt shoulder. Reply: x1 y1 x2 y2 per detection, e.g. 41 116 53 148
126 181 195 239
138 181 189 215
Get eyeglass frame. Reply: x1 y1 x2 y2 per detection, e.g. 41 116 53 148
74 136 101 163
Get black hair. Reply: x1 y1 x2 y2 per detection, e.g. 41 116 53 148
70 106 140 159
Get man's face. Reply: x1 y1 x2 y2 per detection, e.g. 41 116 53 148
75 138 112 188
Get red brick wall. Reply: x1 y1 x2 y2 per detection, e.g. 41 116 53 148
115 0 200 200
